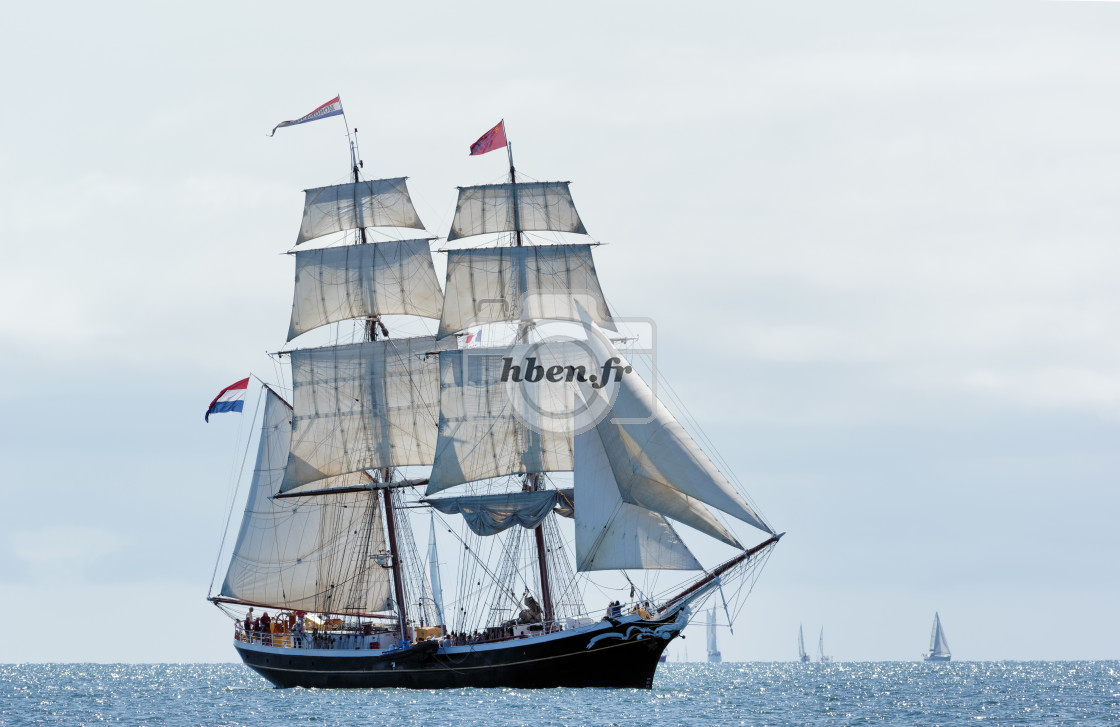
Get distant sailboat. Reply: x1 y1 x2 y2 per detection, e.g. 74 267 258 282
797 624 810 663
817 628 832 664
707 606 722 663
924 612 951 662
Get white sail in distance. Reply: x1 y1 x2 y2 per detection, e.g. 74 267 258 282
929 613 951 658
221 390 393 614
282 335 455 492
288 239 444 340
427 512 446 629
437 244 614 339
446 182 587 242
296 178 425 245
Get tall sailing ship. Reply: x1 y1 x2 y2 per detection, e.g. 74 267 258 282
924 612 951 662
207 119 781 689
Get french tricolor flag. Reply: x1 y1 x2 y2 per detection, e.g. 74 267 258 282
205 377 250 422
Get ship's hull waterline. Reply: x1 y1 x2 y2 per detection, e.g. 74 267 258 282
235 616 677 689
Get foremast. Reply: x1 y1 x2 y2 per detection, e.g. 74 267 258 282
216 110 448 635
351 123 409 641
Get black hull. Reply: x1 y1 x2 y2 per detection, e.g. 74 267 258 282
235 617 677 689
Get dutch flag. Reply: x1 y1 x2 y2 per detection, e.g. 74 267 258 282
205 377 250 422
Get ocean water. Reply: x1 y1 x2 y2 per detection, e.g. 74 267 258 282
1 662 1117 726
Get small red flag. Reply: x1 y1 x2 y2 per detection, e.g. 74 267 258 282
469 120 507 156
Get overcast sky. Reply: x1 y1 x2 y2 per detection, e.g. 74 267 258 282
2 0 1118 663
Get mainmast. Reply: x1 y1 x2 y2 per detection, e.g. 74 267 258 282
507 136 554 625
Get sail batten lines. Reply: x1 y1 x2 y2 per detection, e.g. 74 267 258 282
297 178 425 245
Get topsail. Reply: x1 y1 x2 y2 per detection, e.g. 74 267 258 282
296 178 425 245
437 244 614 339
288 239 444 340
447 182 587 241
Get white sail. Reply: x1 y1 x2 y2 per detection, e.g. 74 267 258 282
446 182 587 242
425 489 573 537
591 349 771 536
220 390 393 613
574 426 701 571
706 606 720 661
427 512 446 628
426 348 577 493
929 613 951 657
437 245 614 339
288 239 445 340
296 178 425 245
282 335 455 492
798 625 808 660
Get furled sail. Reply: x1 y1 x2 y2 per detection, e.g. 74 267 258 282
446 182 587 242
425 489 574 537
282 335 455 493
221 390 393 613
296 178 425 245
574 427 701 571
425 347 580 493
288 239 445 340
437 244 614 339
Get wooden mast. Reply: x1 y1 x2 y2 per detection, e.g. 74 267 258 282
507 133 554 625
347 120 406 640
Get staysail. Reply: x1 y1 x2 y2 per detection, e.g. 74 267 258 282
282 335 455 492
437 245 614 338
288 239 444 340
446 182 587 242
574 426 701 571
594 360 770 535
296 178 425 245
220 389 393 613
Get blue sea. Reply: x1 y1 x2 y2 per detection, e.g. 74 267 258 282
1 662 1117 726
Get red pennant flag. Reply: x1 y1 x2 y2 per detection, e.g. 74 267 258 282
469 120 507 156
